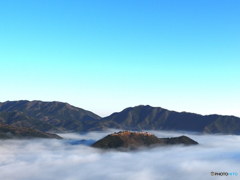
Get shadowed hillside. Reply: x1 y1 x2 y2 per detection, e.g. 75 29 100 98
0 123 62 139
1 101 240 134
0 111 57 131
0 100 101 131
92 105 240 134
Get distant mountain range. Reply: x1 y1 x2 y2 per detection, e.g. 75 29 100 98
99 105 240 134
0 100 240 135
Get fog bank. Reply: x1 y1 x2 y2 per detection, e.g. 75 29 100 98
0 130 239 180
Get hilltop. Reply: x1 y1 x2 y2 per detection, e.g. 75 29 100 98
92 131 198 149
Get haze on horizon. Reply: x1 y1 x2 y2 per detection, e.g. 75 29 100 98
0 0 239 117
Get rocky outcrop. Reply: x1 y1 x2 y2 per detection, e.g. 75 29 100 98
92 131 198 149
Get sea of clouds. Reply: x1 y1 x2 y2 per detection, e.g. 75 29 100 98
0 129 239 180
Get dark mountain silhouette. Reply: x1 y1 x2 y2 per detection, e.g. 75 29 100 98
0 111 57 131
0 100 101 131
0 101 240 134
0 123 62 139
95 105 240 134
92 131 198 149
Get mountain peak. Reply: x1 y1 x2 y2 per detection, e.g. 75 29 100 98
0 100 101 132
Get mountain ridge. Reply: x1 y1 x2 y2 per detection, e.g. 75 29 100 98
89 105 240 134
0 123 62 139
0 100 101 132
0 101 240 134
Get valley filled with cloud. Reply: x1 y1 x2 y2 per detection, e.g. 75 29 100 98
0 130 239 180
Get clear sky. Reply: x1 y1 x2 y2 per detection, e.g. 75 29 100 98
0 0 239 117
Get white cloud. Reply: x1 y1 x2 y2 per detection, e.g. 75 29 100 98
0 130 239 180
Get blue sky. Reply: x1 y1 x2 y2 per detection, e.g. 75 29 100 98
0 0 239 117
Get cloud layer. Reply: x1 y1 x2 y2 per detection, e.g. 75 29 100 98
0 130 239 180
